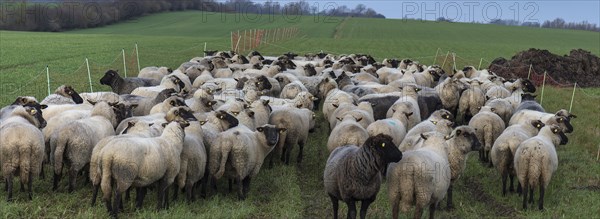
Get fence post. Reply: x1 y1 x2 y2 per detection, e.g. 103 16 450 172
135 43 140 73
46 65 51 96
235 36 242 53
86 58 93 92
441 51 450 69
527 64 532 79
540 71 547 106
122 48 127 77
204 42 207 57
478 58 483 70
432 48 440 65
452 52 457 71
569 82 577 113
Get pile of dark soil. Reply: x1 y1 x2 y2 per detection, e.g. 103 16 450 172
489 48 600 87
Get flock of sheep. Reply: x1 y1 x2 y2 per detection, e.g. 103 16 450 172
0 50 576 218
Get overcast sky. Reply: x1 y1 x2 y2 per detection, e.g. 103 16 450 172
267 0 600 25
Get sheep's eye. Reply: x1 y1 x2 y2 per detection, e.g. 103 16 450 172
558 118 563 122
312 114 316 118
381 143 385 148
432 121 437 125
536 124 541 128
174 110 179 115
30 109 36 114
218 115 224 119
170 101 176 106
232 112 239 116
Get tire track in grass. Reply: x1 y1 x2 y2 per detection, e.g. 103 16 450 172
332 17 351 39
463 176 517 217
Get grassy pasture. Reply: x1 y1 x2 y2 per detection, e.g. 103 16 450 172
1 11 599 218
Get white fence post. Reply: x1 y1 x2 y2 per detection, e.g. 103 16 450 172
135 43 140 73
46 65 51 96
540 71 547 106
569 82 577 113
122 48 127 77
86 58 93 92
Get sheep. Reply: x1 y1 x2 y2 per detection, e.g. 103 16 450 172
366 101 415 146
213 124 286 200
387 132 451 219
386 85 422 130
444 126 482 209
99 121 188 217
485 97 513 127
100 69 160 94
131 74 185 98
399 118 453 152
413 65 445 88
468 106 506 166
173 118 207 204
89 120 161 206
279 80 309 99
0 105 46 201
120 88 177 116
514 124 568 210
164 71 193 94
50 101 120 192
138 66 172 81
249 99 272 127
327 114 369 153
491 119 545 196
41 103 93 121
149 96 187 114
358 94 399 120
457 79 486 124
264 91 317 110
114 103 197 135
40 85 84 105
268 108 316 165
514 93 544 113
509 109 575 133
79 91 121 104
434 77 468 116
324 134 403 219
0 96 45 122
329 102 374 130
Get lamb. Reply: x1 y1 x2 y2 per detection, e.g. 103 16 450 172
366 101 412 146
268 108 316 165
324 134 403 219
40 85 84 105
120 88 177 116
149 96 187 114
444 126 482 209
387 132 451 219
50 101 120 192
213 124 286 200
99 121 188 217
457 79 486 124
0 105 46 201
491 119 545 196
514 124 568 210
509 109 575 133
468 106 506 166
100 69 160 94
138 66 172 81
327 114 369 153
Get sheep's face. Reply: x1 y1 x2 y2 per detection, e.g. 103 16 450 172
520 93 537 101
449 126 481 152
549 125 569 145
26 105 46 129
257 125 286 146
256 76 273 90
304 64 317 76
555 109 577 120
167 106 197 123
215 110 239 129
553 116 574 133
112 103 135 124
100 70 118 85
63 86 84 104
434 109 454 121
366 134 402 164
520 79 536 93
169 76 186 91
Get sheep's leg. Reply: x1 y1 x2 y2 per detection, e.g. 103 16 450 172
27 172 33 200
280 144 287 163
297 142 305 164
164 185 170 209
328 194 339 219
428 203 436 219
156 179 165 210
68 168 77 193
446 184 454 209
4 178 7 192
20 178 25 192
242 177 252 198
528 186 534 204
172 185 179 201
236 178 245 200
538 185 545 210
517 182 522 195
413 205 423 219
112 190 121 218
346 199 357 219
522 184 528 210
509 174 515 193
228 179 233 193
104 191 113 214
6 175 13 202
501 173 508 196
91 185 100 206
478 149 484 162
52 172 61 191
125 188 131 202
40 164 45 179
359 197 375 219
186 183 194 204
135 187 147 210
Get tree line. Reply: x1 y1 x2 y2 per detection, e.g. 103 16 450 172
489 18 599 32
0 0 385 32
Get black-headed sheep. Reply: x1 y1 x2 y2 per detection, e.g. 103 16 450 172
40 85 84 105
100 69 160 94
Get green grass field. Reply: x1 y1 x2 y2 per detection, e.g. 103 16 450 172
1 11 599 218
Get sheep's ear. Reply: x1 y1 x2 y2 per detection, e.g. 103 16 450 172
161 123 168 128
444 135 453 140
521 93 525 97
356 117 363 122
216 88 222 92
247 110 255 118
256 127 264 132
170 101 176 106
263 99 270 105
87 99 97 105
130 104 138 109
310 96 318 101
336 117 342 121
420 133 428 140
490 108 496 112
455 129 462 136
128 121 135 127
405 112 413 117
40 104 48 109
278 128 287 133
569 114 577 119
200 120 208 126
332 103 339 108
148 123 154 126
430 120 438 125
415 88 421 92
